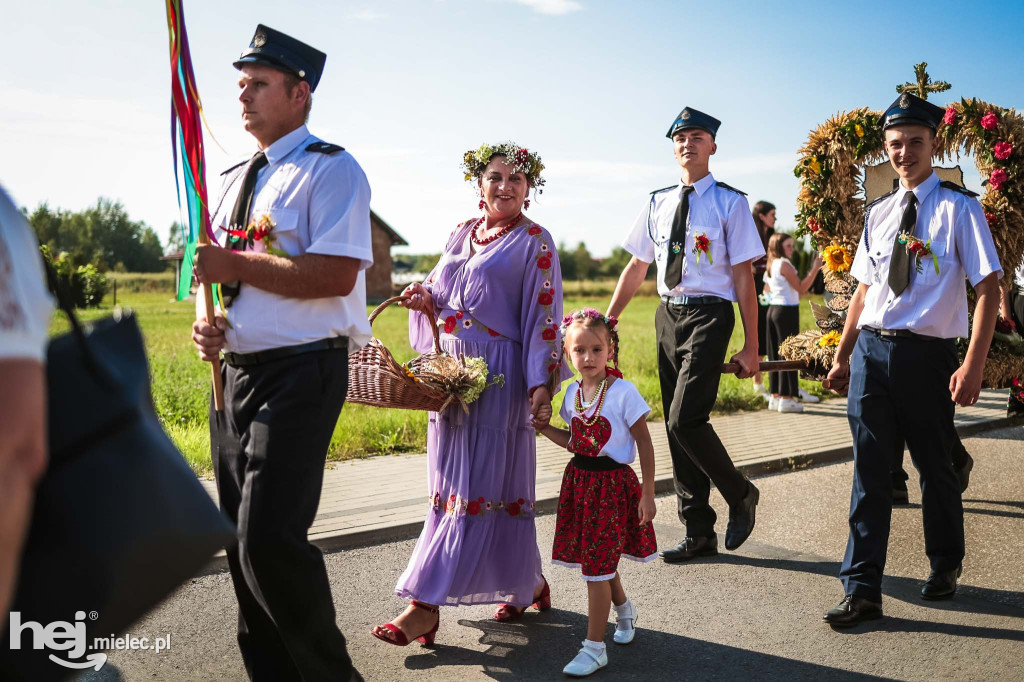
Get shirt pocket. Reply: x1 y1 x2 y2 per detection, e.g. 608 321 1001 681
913 237 946 287
249 206 301 255
689 224 723 265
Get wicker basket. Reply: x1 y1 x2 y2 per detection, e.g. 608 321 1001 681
346 296 451 411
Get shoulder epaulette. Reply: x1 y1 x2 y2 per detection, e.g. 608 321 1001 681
940 180 979 197
650 185 676 195
306 141 345 155
220 159 247 175
714 181 747 196
866 187 898 209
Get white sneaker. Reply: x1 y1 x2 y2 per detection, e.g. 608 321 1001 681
753 383 769 400
612 599 637 645
767 396 779 411
563 641 608 677
777 397 804 413
798 388 820 404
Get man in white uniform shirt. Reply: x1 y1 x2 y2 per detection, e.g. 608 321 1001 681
823 93 1001 628
609 107 764 563
191 25 370 681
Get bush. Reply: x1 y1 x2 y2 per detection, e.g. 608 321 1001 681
39 245 109 308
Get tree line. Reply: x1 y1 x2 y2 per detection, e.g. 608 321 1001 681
25 198 169 273
394 243 658 281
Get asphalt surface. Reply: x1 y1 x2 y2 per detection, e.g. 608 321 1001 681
84 425 1024 681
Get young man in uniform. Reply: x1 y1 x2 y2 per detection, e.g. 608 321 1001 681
609 107 764 563
823 93 1001 627
191 25 372 680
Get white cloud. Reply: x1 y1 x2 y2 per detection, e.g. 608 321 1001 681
352 9 389 21
509 0 583 16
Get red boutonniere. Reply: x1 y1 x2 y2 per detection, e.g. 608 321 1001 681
897 232 939 275
692 232 713 265
227 214 289 256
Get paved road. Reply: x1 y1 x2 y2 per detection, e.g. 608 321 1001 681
87 425 1024 681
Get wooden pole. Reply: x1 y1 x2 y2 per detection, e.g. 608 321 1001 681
197 236 225 411
719 359 809 374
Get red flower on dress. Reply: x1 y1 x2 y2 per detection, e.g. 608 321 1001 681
467 501 481 515
456 311 464 319
548 362 559 374
990 168 1008 191
537 256 552 270
478 497 485 503
986 212 999 227
444 316 457 333
517 498 524 505
542 328 557 340
994 142 1013 160
507 502 521 516
980 112 999 131
528 226 542 236
538 292 553 305
943 107 957 125
488 328 500 337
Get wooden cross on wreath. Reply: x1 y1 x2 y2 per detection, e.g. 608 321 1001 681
896 62 951 100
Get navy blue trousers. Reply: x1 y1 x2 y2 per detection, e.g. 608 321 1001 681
840 330 965 602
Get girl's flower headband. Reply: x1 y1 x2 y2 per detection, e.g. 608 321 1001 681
460 141 546 189
560 308 617 331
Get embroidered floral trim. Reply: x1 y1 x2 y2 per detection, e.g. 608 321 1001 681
529 227 563 380
430 492 536 518
438 310 503 337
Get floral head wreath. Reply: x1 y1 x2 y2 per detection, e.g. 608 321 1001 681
560 308 618 332
461 142 546 191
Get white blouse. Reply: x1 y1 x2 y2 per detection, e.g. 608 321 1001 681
766 257 799 306
559 378 651 464
0 185 54 362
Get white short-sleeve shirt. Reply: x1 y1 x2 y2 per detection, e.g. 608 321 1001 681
0 185 54 361
559 378 651 465
202 125 374 353
622 172 765 301
851 171 1002 339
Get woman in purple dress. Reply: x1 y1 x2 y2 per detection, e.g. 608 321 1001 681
371 143 569 646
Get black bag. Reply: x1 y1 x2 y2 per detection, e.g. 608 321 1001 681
0 303 235 680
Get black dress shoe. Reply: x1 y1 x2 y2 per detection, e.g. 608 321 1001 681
921 565 962 600
892 483 910 506
955 454 974 494
660 535 718 563
823 595 883 628
725 483 759 551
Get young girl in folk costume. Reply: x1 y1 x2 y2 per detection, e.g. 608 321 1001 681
533 309 658 677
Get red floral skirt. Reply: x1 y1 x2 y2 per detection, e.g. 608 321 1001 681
552 459 658 580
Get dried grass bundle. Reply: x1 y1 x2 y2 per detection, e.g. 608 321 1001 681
778 330 835 380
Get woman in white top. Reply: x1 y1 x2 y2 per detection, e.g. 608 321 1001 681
763 233 821 413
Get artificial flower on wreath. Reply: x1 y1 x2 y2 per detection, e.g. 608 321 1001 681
822 244 852 273
818 330 842 348
897 232 940 274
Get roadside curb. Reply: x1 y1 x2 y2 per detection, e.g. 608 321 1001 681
197 414 1022 576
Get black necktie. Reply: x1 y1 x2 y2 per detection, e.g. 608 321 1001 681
221 151 268 308
664 185 695 290
887 192 917 297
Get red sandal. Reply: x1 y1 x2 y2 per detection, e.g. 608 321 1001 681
494 577 551 622
371 600 440 646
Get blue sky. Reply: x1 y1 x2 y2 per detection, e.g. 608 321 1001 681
2 0 1023 256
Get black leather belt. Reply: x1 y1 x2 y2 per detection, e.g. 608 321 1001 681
570 454 626 471
661 294 729 306
222 336 348 367
862 326 944 342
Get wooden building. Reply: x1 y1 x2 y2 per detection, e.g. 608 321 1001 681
367 210 408 301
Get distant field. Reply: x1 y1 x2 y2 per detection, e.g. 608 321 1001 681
53 281 829 476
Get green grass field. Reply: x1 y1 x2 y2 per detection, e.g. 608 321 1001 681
52 282 829 476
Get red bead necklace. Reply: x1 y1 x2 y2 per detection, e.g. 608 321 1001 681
574 378 610 426
471 213 522 246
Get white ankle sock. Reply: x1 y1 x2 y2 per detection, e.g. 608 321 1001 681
613 598 633 620
582 639 606 654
